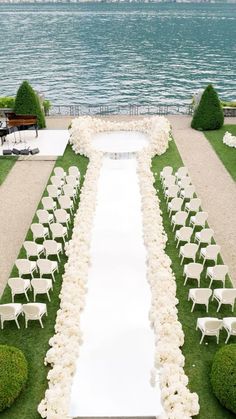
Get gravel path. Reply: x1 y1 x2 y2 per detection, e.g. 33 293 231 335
0 161 54 297
169 115 236 285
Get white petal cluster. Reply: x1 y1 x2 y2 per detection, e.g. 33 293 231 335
38 152 103 419
69 115 172 157
223 131 236 148
137 150 200 418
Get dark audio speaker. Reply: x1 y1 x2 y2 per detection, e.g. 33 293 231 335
20 149 30 155
12 148 20 155
3 149 12 155
30 148 40 155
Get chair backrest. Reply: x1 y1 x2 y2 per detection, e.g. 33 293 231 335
37 259 53 274
8 278 26 292
174 211 188 224
69 166 80 178
179 176 191 188
205 244 221 258
188 198 201 212
37 209 50 223
162 166 173 177
183 185 195 198
31 223 44 236
63 184 75 196
220 289 236 301
195 211 208 224
183 243 198 258
212 265 228 279
44 240 58 254
199 228 214 241
50 176 62 188
176 166 188 178
167 185 179 196
54 209 68 223
170 197 183 211
54 167 65 178
42 197 55 211
23 241 38 256
31 279 51 292
58 195 72 209
178 226 193 241
50 223 64 236
22 304 40 318
205 319 222 333
15 259 31 273
163 175 176 188
186 262 203 278
0 305 16 317
47 185 59 197
194 288 212 301
66 175 78 187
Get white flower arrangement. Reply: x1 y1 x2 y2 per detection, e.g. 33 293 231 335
223 131 236 148
39 115 199 418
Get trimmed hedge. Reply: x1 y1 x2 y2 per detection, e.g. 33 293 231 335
14 81 46 129
0 345 28 412
0 97 15 108
191 84 224 131
211 344 236 414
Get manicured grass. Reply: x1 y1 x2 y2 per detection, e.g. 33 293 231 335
0 156 17 185
0 145 88 418
152 138 236 419
204 125 236 181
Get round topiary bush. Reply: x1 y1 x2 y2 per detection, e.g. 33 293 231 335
211 344 236 414
14 80 46 129
191 84 224 131
0 345 28 412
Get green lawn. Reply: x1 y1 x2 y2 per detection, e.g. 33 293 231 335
0 145 88 418
152 139 236 419
204 125 236 181
0 156 17 185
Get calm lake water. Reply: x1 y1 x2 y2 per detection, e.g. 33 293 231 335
0 2 235 107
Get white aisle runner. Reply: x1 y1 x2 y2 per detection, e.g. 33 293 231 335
70 156 162 417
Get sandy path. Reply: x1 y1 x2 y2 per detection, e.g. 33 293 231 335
169 115 236 285
0 161 54 297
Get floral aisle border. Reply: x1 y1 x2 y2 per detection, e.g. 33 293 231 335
223 131 236 148
137 149 200 418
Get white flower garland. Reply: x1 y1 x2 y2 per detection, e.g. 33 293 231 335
137 149 200 418
39 115 199 419
223 131 236 148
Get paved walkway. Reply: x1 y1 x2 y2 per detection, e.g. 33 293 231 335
168 115 236 285
0 161 54 297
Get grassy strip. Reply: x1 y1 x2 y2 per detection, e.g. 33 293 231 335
204 125 236 181
0 156 17 185
0 145 88 418
152 139 236 419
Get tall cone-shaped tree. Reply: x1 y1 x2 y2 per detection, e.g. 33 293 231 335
191 84 224 131
14 81 46 129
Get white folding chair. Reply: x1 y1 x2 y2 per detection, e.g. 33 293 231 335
31 279 53 302
22 303 47 328
175 226 193 247
15 259 37 278
175 166 188 180
212 289 236 313
54 209 70 229
171 211 188 231
184 262 204 287
180 185 195 201
185 198 201 214
164 185 179 202
65 175 80 192
8 278 30 302
62 184 77 202
190 212 208 230
168 197 183 217
163 175 176 190
223 317 236 344
42 197 57 213
206 265 229 288
68 166 80 180
180 243 198 265
47 185 61 200
195 228 214 248
178 176 191 189
37 259 58 282
36 209 54 225
0 303 22 329
188 288 212 312
196 317 223 344
50 175 64 188
54 166 66 179
50 223 67 244
43 240 62 262
160 166 173 182
31 223 49 241
58 195 74 215
23 241 44 259
200 244 221 265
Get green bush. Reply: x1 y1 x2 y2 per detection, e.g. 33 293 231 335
14 81 46 129
0 97 15 108
191 84 224 131
211 344 236 414
43 99 51 115
0 345 28 412
221 100 236 108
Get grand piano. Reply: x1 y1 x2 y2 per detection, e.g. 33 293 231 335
0 112 38 145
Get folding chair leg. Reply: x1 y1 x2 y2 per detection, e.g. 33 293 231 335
39 318 44 328
191 302 195 312
15 318 20 329
200 333 205 344
225 332 230 344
